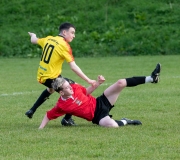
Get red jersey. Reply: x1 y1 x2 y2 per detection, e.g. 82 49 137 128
47 84 96 121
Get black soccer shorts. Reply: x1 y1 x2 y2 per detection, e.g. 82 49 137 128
92 94 114 125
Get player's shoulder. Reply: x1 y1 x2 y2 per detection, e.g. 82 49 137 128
71 83 78 87
74 83 86 89
71 83 81 88
41 35 53 39
53 36 67 44
38 35 52 42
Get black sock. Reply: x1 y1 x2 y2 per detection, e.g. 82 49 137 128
115 120 125 126
30 89 51 112
64 114 72 120
126 76 146 87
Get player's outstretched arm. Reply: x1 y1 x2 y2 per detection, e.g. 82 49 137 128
39 114 50 129
69 61 96 86
28 32 38 44
86 75 105 95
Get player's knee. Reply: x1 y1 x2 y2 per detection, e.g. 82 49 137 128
99 116 119 128
109 122 119 128
116 79 126 88
47 88 55 94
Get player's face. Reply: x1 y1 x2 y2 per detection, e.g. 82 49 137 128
61 81 74 97
63 27 75 42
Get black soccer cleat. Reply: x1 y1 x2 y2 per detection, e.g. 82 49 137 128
61 117 76 126
151 63 161 83
25 110 34 119
121 118 142 125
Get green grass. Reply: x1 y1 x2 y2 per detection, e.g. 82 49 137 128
0 56 180 160
1 0 180 56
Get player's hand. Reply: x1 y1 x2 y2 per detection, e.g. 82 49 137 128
97 75 105 84
28 32 36 37
28 32 38 44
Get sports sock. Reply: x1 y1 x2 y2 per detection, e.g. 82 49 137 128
126 76 146 87
30 89 51 112
145 76 153 83
115 120 127 126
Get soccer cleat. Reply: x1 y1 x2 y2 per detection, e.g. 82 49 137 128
61 117 76 126
25 110 34 119
121 118 142 125
151 63 161 83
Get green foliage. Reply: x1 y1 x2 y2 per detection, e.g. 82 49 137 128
0 56 180 159
0 0 180 57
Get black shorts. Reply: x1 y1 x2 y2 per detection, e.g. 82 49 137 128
43 75 75 90
92 94 114 125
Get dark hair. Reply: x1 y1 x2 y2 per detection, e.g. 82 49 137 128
59 22 75 33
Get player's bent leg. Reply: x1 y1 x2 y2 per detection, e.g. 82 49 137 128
104 79 127 97
99 116 119 128
25 88 52 119
104 79 126 105
47 87 55 94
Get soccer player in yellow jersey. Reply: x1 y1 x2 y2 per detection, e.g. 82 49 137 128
25 22 96 126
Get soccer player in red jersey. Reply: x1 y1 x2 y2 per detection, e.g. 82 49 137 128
25 22 96 125
39 63 161 129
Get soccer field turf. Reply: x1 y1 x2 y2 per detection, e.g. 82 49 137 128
0 56 179 160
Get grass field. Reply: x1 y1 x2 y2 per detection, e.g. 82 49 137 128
0 56 179 160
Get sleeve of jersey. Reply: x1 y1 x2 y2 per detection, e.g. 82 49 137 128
37 36 51 48
37 38 45 48
61 42 74 63
46 103 65 120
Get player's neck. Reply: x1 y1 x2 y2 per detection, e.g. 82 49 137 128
61 95 73 100
58 34 64 38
